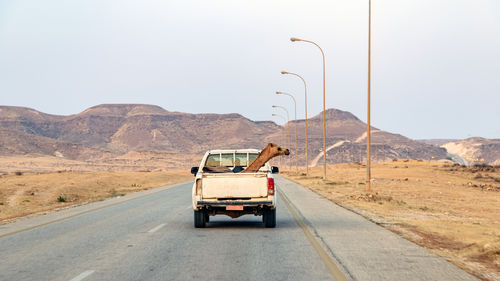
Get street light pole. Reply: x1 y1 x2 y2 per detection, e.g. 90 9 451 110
366 0 372 192
281 71 309 175
272 105 290 170
291 37 327 180
272 113 286 169
276 91 298 172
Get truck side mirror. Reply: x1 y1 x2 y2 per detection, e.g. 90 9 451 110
271 166 279 174
190 167 199 176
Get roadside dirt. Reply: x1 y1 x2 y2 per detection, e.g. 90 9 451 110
282 161 500 281
0 170 191 223
0 153 201 174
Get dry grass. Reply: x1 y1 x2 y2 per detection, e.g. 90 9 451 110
0 170 191 223
282 161 500 281
0 154 202 174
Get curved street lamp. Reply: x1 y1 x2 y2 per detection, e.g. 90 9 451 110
366 0 373 192
276 91 298 172
272 113 287 169
272 105 290 170
281 71 309 175
290 37 327 180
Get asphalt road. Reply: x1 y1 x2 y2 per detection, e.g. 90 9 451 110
0 177 478 281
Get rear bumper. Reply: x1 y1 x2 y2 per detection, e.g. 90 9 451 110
197 200 273 206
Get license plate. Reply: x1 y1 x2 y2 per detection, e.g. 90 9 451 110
226 205 243 211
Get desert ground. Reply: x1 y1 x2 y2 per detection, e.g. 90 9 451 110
0 153 202 174
0 170 191 223
281 161 500 281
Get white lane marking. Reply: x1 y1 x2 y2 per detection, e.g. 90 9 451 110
148 223 166 233
70 270 95 281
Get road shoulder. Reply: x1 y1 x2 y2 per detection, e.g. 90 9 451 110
277 176 478 281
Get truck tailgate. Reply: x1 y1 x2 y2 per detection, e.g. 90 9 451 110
202 173 268 199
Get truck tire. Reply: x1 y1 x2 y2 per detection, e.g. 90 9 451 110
263 208 276 228
205 211 210 223
194 210 206 228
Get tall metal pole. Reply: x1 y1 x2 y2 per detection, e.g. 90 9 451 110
290 37 327 180
279 125 283 167
272 114 286 169
281 71 309 176
366 0 372 192
276 91 298 172
272 105 290 170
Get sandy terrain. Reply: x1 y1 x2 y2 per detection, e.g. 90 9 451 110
0 153 202 174
282 161 499 281
0 170 191 223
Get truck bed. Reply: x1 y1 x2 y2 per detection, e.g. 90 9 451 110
201 172 268 199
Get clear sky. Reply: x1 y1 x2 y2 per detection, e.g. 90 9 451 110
1 0 499 139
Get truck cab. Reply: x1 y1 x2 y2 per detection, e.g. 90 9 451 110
191 149 279 228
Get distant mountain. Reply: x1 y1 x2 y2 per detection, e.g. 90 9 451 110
272 108 448 165
419 139 459 146
0 104 281 160
441 137 500 166
0 104 458 166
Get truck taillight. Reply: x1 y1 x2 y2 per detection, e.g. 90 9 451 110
268 178 275 196
196 179 202 195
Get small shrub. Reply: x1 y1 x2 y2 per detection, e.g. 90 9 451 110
57 196 66 202
109 188 125 197
15 171 23 176
419 206 430 211
324 180 338 185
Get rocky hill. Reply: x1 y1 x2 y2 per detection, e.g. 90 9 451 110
270 108 448 165
0 104 281 160
0 104 467 168
419 139 459 146
441 137 500 166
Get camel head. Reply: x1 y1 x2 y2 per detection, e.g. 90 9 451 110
267 143 290 156
241 143 290 173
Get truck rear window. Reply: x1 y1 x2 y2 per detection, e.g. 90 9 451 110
205 154 221 167
205 152 260 167
235 153 247 166
221 154 233 166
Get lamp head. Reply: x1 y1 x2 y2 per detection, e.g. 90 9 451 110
290 37 301 42
272 105 277 108
281 71 288 74
276 91 282 95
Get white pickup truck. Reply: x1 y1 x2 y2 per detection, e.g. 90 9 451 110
191 149 279 228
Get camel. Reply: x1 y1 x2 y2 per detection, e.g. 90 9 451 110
241 143 290 173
